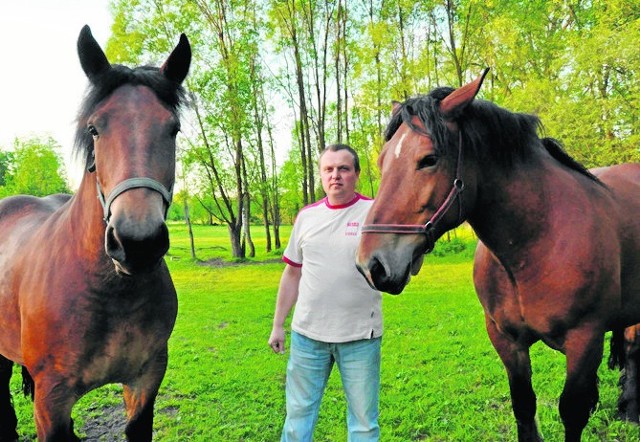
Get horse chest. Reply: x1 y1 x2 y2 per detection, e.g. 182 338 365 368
80 315 172 387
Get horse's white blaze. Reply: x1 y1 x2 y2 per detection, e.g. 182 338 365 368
394 132 407 158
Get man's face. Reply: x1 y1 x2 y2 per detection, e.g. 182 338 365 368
319 149 359 205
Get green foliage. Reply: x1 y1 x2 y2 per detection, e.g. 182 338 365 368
474 0 640 167
432 236 472 258
0 137 69 197
276 148 305 224
0 150 13 187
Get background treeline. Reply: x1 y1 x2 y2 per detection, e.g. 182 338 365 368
1 0 638 259
0 137 69 198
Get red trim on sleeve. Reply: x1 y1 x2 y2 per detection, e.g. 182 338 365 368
283 256 302 267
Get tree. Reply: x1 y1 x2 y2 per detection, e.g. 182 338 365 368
1 137 69 197
0 150 14 187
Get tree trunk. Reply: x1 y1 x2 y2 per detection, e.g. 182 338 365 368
241 155 255 258
184 198 197 260
243 194 255 258
228 223 244 258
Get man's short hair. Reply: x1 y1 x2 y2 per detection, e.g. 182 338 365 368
319 144 360 173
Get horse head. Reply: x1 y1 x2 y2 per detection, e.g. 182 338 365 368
356 69 489 294
76 26 191 275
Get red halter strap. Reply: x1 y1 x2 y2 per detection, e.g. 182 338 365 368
361 131 464 253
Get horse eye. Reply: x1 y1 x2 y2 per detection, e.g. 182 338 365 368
417 155 438 170
87 125 99 138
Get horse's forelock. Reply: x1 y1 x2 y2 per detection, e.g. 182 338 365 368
384 91 455 159
72 64 186 166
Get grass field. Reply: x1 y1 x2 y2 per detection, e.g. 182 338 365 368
8 223 639 441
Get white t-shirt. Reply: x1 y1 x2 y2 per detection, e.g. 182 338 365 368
283 193 383 343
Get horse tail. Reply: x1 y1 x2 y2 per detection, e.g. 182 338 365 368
21 366 34 400
608 327 626 370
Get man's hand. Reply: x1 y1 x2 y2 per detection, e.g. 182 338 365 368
269 326 286 354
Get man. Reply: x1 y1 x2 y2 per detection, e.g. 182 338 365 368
268 144 382 442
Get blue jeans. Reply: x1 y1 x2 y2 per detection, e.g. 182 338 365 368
282 331 381 442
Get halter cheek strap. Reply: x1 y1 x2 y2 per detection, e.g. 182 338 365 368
96 177 174 223
361 131 465 254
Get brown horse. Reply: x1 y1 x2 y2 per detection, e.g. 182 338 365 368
0 26 190 441
355 69 640 441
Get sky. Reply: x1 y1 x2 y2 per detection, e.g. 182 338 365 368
1 1 293 188
0 0 113 174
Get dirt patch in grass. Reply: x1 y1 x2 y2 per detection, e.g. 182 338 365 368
80 404 180 441
80 403 126 441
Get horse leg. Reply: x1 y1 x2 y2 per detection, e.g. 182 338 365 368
485 316 542 442
621 350 640 422
123 350 168 441
0 356 18 442
559 328 604 442
32 376 80 442
617 325 640 422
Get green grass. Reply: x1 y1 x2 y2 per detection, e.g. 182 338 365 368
7 224 639 441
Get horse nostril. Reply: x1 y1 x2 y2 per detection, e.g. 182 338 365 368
105 224 126 263
367 256 389 291
369 256 384 279
105 218 169 273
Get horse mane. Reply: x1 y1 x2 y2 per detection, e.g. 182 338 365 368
385 87 601 184
540 137 601 183
73 64 187 168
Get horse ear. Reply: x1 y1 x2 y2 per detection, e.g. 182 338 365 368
440 67 490 119
391 100 402 115
77 25 111 83
160 34 191 85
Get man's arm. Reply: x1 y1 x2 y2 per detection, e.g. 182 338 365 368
268 264 302 354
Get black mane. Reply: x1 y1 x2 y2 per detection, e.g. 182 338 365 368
385 87 600 183
73 64 187 168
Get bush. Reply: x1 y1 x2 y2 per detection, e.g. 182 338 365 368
432 237 476 258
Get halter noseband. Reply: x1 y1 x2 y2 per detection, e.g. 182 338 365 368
87 148 173 223
361 131 465 254
96 178 173 223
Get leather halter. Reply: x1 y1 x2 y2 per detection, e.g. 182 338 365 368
361 131 464 254
87 146 173 223
96 178 173 223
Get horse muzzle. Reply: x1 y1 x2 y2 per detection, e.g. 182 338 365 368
102 185 171 275
356 236 426 294
105 217 169 275
96 177 173 275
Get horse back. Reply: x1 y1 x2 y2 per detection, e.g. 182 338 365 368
591 163 640 206
0 193 71 224
0 193 72 266
0 193 71 363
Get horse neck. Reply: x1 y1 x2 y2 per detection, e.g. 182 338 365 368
66 172 110 260
466 150 585 266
